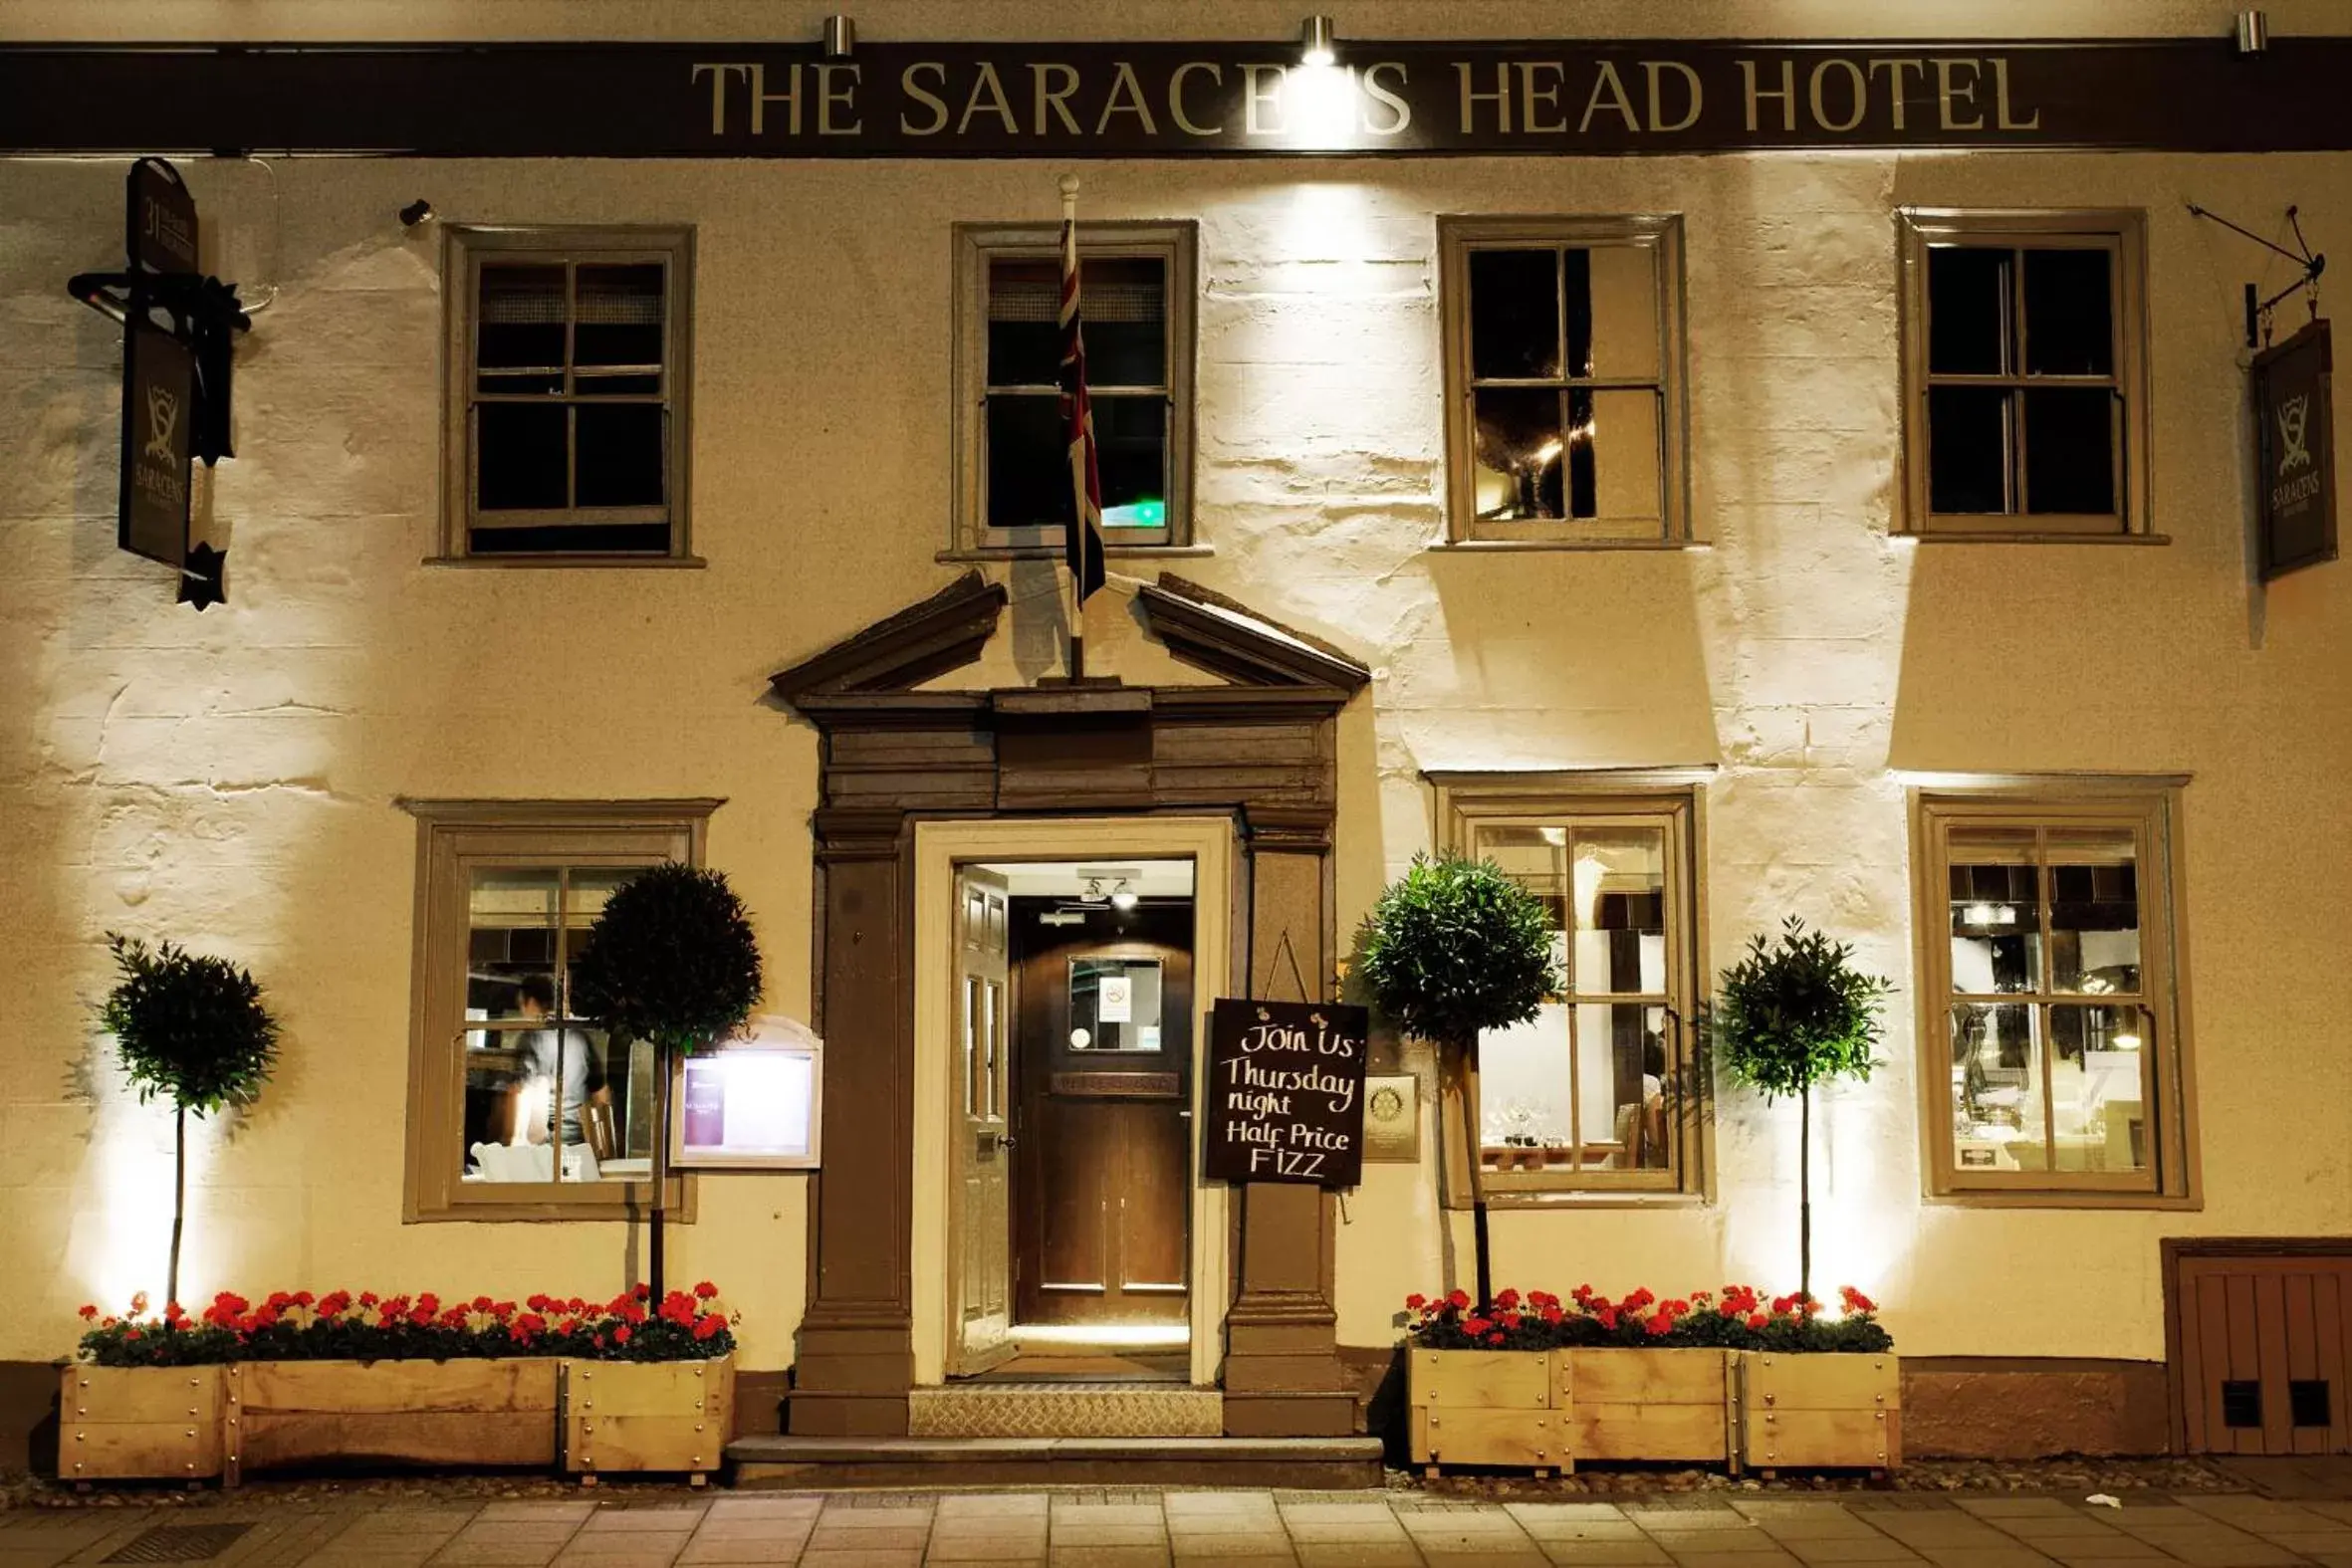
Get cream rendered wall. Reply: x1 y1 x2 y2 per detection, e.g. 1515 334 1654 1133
3 1 2350 1373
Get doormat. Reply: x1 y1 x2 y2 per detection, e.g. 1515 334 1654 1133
105 1522 255 1563
911 1382 1221 1438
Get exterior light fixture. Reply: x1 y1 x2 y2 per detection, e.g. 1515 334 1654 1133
823 14 856 59
1081 877 1107 903
2113 1026 2144 1050
2234 10 2268 56
1110 880 1139 911
1299 15 1337 68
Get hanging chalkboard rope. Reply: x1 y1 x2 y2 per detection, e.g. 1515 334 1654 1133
1261 926 1312 1003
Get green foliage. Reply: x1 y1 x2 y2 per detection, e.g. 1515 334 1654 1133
100 934 280 1116
569 862 764 1057
1714 916 1891 1101
1355 852 1558 1049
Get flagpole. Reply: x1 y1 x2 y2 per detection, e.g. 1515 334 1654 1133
1059 172 1085 681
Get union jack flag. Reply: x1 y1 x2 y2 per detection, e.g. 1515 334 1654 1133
1058 216 1106 606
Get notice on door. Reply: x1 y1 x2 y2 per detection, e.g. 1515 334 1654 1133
1203 999 1368 1188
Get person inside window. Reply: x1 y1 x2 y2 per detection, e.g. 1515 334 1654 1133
1611 1033 1672 1170
511 974 608 1158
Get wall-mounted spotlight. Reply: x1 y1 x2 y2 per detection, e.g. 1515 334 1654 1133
1109 880 1139 911
398 199 434 228
1299 15 1337 68
2234 9 2269 56
823 15 855 59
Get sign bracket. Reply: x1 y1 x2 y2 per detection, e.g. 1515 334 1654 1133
2187 200 2326 348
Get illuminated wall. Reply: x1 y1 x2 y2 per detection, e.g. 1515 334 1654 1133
2 0 2350 1374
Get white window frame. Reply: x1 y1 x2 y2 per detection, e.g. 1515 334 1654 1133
1897 209 2154 540
397 797 719 1222
949 220 1197 560
1908 777 2199 1207
1438 215 1691 549
1430 769 1712 1205
439 225 697 564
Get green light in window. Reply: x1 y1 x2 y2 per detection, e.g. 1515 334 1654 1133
1102 499 1165 530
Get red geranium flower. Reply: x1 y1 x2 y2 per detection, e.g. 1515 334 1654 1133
1487 1331 1506 1345
1405 1293 1427 1310
614 1323 633 1344
78 1304 97 1320
693 1281 719 1300
1747 1312 1769 1331
1644 1312 1672 1337
693 1315 723 1341
1446 1289 1471 1309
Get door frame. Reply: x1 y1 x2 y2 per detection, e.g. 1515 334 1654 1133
911 814 1238 1389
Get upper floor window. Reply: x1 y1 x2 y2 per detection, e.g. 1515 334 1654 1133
1911 780 2195 1205
1899 210 2151 538
399 798 719 1221
441 227 695 561
953 221 1196 557
1439 216 1688 547
1432 771 1708 1201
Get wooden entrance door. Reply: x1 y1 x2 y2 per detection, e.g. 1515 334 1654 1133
2172 1245 2352 1454
949 868 1015 1376
1012 903 1193 1329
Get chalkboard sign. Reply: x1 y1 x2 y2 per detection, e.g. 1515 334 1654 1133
1203 999 1368 1188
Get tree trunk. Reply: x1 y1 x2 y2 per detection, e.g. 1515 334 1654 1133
168 1104 186 1310
648 1038 670 1300
1466 1044 1492 1310
1797 1085 1812 1307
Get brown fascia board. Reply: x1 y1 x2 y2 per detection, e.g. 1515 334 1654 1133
1136 572 1371 692
770 569 1009 700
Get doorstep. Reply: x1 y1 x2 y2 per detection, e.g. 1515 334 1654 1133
726 1433 1385 1490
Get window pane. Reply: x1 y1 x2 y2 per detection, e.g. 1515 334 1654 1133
1583 388 1663 526
477 264 567 369
1095 394 1168 514
2023 387 2116 515
2049 1003 2150 1173
467 869 560 1024
1928 385 2010 514
1473 824 1571 936
575 402 666 508
1069 957 1163 1052
573 263 665 368
1469 248 1560 380
1948 829 2040 994
1481 1002 1571 1158
1570 827 1667 996
470 523 671 555
1575 1003 1672 1169
1950 1002 2042 1172
478 402 568 511
1082 257 1166 387
1584 244 1660 381
987 257 1062 386
1928 247 2010 375
986 394 1066 528
2023 248 2114 376
1472 387 1564 520
2049 830 2140 994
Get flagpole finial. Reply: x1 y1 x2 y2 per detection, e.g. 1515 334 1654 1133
1058 174 1080 199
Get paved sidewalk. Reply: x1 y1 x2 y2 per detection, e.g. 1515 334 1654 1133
8 1492 2352 1568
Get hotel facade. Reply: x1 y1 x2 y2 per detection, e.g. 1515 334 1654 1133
3 0 2351 1469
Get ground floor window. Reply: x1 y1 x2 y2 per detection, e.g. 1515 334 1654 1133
399 798 718 1221
1911 779 2196 1204
1430 771 1708 1200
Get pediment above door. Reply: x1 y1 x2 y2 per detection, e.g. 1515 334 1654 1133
768 570 1369 710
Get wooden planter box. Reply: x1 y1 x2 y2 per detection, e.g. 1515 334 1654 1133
1407 1348 1570 1475
1564 1347 1737 1468
559 1356 733 1483
1737 1351 1901 1473
60 1364 226 1484
224 1358 559 1483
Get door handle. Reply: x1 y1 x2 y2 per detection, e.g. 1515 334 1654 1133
994 1130 1018 1151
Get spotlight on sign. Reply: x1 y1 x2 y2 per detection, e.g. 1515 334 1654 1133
1299 15 1337 68
823 15 855 59
2234 9 2268 55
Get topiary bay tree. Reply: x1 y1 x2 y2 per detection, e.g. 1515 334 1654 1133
569 861 763 1298
100 934 282 1310
1715 916 1891 1307
1356 852 1556 1308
